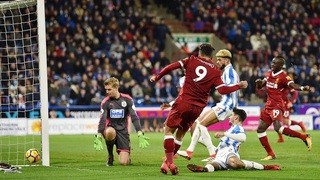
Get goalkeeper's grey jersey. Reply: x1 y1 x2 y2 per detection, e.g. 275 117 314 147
98 93 141 134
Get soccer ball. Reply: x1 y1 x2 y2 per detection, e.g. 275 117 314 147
25 148 41 163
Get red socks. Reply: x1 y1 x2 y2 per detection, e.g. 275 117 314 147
259 136 275 156
164 138 174 164
282 127 307 140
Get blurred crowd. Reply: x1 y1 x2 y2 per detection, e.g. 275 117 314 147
44 0 181 108
159 0 320 104
1 0 320 118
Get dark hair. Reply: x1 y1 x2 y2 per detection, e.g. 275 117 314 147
274 55 285 65
233 108 247 122
199 43 215 58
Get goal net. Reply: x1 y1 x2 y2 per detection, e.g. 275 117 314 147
0 0 49 166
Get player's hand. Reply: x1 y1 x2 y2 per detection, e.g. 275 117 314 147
255 79 264 89
150 75 156 82
214 132 224 139
301 85 311 91
94 134 103 151
310 87 315 92
138 131 150 148
161 103 171 110
239 81 248 89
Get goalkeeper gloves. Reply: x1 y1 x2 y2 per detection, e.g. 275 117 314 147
94 134 104 151
138 131 150 148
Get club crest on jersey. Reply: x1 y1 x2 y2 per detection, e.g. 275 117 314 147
110 109 124 118
121 101 127 107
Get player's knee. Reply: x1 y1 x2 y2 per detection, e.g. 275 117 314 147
283 119 289 126
119 161 129 166
273 123 282 132
119 159 130 166
257 125 268 133
257 128 264 133
104 127 116 140
228 158 243 169
228 161 238 169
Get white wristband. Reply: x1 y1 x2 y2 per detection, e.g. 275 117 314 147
300 86 304 91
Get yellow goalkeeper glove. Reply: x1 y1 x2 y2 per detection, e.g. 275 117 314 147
94 134 103 151
138 131 150 148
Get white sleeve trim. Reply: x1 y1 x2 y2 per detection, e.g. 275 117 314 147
169 101 175 106
287 81 294 86
215 84 225 89
178 60 184 68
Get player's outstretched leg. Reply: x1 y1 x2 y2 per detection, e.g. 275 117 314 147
187 164 208 172
280 127 312 151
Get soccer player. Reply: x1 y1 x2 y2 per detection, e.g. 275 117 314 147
277 86 306 143
187 108 281 173
177 49 240 162
93 77 150 166
161 75 206 146
150 43 248 175
255 56 312 160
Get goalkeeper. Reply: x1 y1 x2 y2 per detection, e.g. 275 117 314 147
94 77 150 166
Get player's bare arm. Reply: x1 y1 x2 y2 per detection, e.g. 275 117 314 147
255 79 266 89
289 83 311 91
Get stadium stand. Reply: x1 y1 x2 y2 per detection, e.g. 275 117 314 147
1 0 319 116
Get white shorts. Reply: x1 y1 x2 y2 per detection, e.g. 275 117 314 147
211 146 240 170
211 106 233 121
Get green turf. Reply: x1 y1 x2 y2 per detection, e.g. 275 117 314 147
1 131 319 179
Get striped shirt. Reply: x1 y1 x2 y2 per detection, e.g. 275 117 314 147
216 64 240 110
217 124 245 154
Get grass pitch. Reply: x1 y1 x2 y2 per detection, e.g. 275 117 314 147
1 131 319 179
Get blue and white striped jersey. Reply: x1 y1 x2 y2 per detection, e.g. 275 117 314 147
216 64 240 110
217 124 245 154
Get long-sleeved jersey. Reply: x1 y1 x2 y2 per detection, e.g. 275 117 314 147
154 55 240 108
216 64 240 110
217 124 246 154
98 93 141 134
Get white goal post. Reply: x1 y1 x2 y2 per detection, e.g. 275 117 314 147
0 0 49 166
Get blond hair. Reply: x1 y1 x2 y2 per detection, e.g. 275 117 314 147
216 49 232 59
104 77 119 89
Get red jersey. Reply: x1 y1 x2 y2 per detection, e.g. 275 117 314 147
264 70 294 109
155 55 225 108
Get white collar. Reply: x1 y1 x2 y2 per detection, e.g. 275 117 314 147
272 70 283 76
